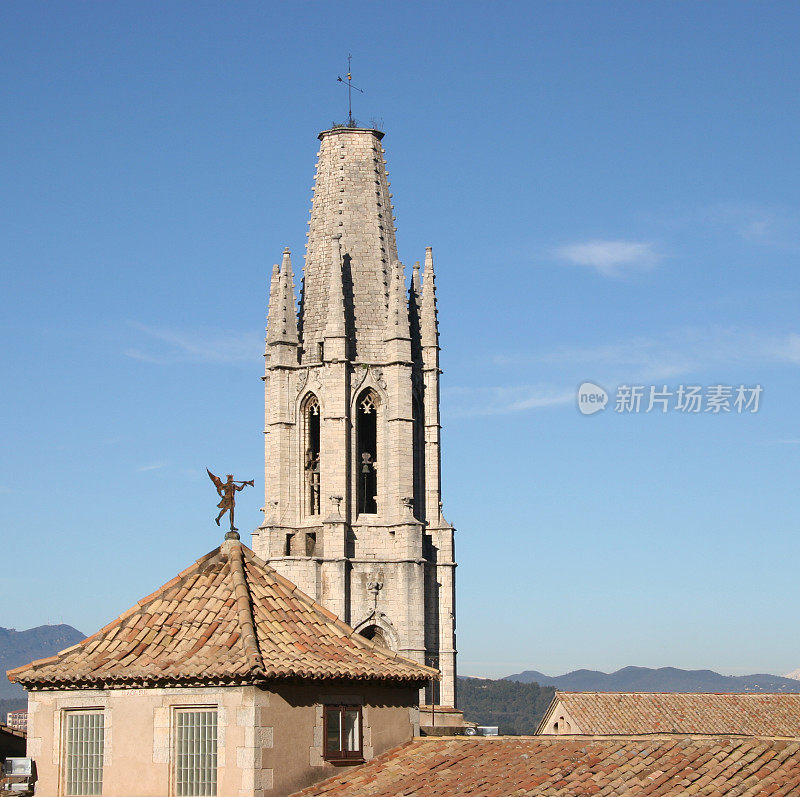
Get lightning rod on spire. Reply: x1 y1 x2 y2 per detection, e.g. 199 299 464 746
337 53 364 127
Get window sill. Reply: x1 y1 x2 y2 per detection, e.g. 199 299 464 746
324 757 365 766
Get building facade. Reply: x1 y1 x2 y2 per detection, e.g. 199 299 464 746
5 709 27 732
252 126 457 708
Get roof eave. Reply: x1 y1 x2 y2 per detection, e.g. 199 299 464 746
15 671 433 691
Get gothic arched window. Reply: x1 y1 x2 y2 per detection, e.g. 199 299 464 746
303 394 321 516
356 389 378 515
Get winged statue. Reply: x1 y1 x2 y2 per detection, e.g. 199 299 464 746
207 468 254 533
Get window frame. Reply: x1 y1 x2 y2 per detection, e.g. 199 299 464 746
322 704 363 763
172 706 218 797
62 708 105 797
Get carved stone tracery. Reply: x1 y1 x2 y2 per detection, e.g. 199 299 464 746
295 366 323 398
351 365 387 400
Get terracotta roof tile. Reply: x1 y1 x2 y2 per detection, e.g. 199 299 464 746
288 736 800 796
538 692 800 736
8 541 436 689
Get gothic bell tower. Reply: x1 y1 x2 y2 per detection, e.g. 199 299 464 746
252 126 456 709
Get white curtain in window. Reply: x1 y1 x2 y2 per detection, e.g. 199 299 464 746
344 709 360 752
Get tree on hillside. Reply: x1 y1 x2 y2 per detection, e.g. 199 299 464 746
457 677 555 735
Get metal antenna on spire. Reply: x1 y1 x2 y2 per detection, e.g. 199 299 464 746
337 54 364 127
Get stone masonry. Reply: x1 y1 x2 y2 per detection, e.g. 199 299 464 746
252 127 457 707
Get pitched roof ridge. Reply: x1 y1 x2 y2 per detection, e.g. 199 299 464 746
8 545 231 686
224 541 265 677
8 547 228 683
241 545 439 680
543 691 800 737
8 653 59 680
11 541 437 688
83 552 220 640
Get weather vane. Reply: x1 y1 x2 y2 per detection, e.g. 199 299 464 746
337 54 364 127
207 469 253 538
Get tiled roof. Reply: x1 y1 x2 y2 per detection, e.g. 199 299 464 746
7 540 436 689
291 736 800 796
538 691 800 736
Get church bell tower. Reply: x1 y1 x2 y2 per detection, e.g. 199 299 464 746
252 126 456 708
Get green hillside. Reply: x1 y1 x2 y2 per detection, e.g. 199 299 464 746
457 677 555 735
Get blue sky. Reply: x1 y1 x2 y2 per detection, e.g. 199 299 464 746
3 1 800 679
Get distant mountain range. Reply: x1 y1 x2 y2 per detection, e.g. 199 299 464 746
1 625 85 700
4 624 799 706
504 666 800 693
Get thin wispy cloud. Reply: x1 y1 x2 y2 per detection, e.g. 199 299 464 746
126 323 262 365
710 202 800 251
497 327 800 383
137 461 168 472
461 327 800 417
445 385 573 417
555 240 660 279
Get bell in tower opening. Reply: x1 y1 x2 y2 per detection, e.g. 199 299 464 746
357 389 378 515
303 394 321 516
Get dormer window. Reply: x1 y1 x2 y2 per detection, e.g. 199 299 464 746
323 705 362 762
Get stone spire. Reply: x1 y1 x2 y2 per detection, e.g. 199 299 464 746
265 262 280 347
421 247 439 348
408 261 423 363
269 262 280 306
299 127 398 363
411 260 421 299
385 260 410 342
267 248 299 348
